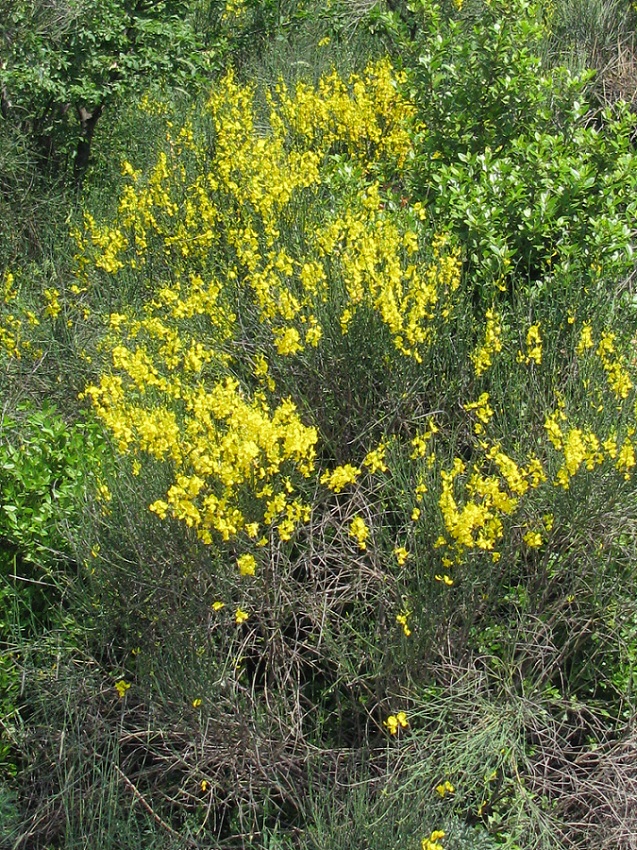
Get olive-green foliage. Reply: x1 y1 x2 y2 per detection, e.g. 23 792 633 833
305 780 499 850
545 0 636 79
0 405 103 571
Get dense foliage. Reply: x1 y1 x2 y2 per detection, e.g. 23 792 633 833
2 1 637 848
0 0 214 182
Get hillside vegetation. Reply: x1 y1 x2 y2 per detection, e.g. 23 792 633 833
2 1 637 848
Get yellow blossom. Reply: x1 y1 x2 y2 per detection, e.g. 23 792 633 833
596 332 633 399
320 464 361 493
235 608 249 625
115 679 131 698
523 530 543 548
577 323 594 355
617 438 635 479
519 323 542 365
237 553 257 576
43 287 62 319
363 443 388 473
396 609 412 636
349 516 370 550
435 574 454 586
422 830 446 850
472 309 502 376
394 546 409 565
464 393 494 435
435 781 455 797
384 711 409 735
544 410 566 450
411 418 438 457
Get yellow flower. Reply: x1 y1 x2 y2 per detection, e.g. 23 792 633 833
396 609 412 636
596 331 633 399
349 516 370 550
115 679 131 698
237 553 257 576
523 530 543 548
320 464 361 493
464 393 494 435
394 546 409 565
363 443 388 473
384 714 399 735
212 600 225 611
384 711 409 735
518 323 542 365
235 608 249 625
200 779 209 792
43 287 62 319
411 418 438 457
577 323 594 355
422 830 446 850
544 410 566 450
274 326 303 356
97 483 112 502
435 780 455 797
472 309 502 376
617 438 636 479
192 698 202 708
435 574 454 586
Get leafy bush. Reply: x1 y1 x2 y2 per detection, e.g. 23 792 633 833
0 404 106 780
0 0 211 182
407 0 637 295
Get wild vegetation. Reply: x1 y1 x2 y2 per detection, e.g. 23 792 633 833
2 1 637 848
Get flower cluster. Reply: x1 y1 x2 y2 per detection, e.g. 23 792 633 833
434 346 636 573
384 711 409 735
275 59 415 171
0 270 43 360
421 830 446 850
77 61 461 549
348 516 370 550
472 308 503 376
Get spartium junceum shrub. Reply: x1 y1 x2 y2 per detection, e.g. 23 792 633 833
74 38 637 680
68 10 637 841
75 61 462 572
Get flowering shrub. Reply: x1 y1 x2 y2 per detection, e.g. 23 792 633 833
72 36 637 662
77 60 462 552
